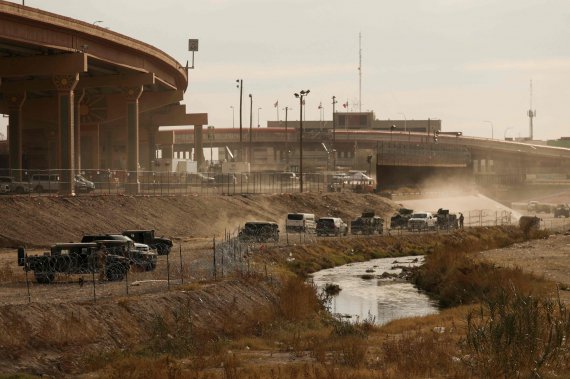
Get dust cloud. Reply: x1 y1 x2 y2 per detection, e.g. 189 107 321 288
392 179 523 226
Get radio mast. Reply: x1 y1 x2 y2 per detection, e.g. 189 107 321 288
528 80 536 140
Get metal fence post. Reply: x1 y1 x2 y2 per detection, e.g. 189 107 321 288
24 267 31 303
92 267 97 303
179 245 184 284
166 250 170 290
125 268 129 296
213 236 216 280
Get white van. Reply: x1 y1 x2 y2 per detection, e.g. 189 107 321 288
286 213 316 233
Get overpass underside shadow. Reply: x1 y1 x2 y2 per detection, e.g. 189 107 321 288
376 165 473 192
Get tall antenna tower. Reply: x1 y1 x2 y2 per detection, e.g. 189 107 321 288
528 80 536 140
358 32 362 112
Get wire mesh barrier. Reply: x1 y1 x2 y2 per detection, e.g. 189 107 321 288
1 211 535 305
1 169 377 196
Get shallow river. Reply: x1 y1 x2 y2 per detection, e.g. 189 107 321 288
309 256 439 325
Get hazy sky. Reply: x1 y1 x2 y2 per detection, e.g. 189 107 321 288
3 0 570 140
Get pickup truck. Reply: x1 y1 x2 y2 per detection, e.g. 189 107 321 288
407 212 437 231
0 176 31 194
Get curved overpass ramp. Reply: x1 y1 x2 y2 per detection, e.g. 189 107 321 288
0 1 207 193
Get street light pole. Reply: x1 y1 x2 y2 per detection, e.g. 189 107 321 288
332 96 337 171
257 107 262 128
284 106 289 169
207 126 214 171
249 94 253 164
230 106 235 128
294 90 310 193
483 120 494 139
236 79 243 160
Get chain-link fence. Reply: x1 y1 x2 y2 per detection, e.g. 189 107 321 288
1 168 376 196
1 212 533 305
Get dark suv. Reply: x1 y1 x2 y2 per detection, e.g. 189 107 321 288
554 204 570 218
238 221 279 243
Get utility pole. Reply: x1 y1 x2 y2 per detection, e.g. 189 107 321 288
236 79 243 160
332 96 337 171
294 90 310 193
285 106 289 169
249 94 253 164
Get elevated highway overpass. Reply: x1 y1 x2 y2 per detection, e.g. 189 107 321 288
165 127 570 184
1 1 568 193
0 1 207 194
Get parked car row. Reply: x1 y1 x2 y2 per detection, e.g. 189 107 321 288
0 174 95 194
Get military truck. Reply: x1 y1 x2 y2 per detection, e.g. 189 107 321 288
122 230 173 255
389 208 414 229
435 208 459 229
18 242 130 283
238 221 280 243
553 204 570 218
82 234 158 271
350 211 384 235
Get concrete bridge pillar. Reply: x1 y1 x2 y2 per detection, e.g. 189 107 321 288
194 125 205 169
53 74 79 196
74 89 85 174
145 124 159 170
6 91 26 181
124 86 143 194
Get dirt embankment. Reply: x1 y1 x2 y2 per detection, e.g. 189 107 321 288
0 193 396 248
0 279 278 376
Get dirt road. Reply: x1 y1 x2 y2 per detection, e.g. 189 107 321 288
479 232 570 303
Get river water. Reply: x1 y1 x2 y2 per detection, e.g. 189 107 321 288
309 256 439 325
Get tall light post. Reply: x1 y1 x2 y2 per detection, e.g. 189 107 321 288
483 120 494 139
207 126 215 171
294 90 310 193
284 106 290 169
230 106 235 128
398 112 407 132
249 94 253 164
390 124 396 141
332 96 337 172
257 107 262 128
236 79 243 160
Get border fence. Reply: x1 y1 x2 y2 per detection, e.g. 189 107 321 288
1 168 375 196
5 212 566 306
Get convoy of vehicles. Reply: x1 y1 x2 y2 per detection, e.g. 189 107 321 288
238 221 280 242
553 204 570 218
435 208 459 229
407 212 437 231
350 211 383 235
390 208 414 229
19 242 131 283
286 213 316 233
316 217 348 236
122 230 173 255
15 199 525 284
80 234 158 271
